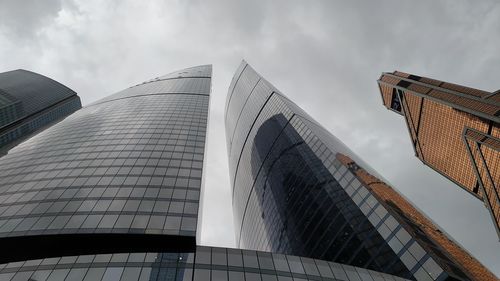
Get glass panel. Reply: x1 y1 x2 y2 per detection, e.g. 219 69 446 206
272 254 289 272
30 270 51 281
212 270 228 281
212 248 227 266
227 249 243 267
65 268 88 281
228 271 244 281
181 217 197 231
178 269 193 281
300 258 319 276
94 254 112 263
388 236 404 254
355 268 374 281
76 255 94 264
285 256 304 274
245 272 261 281
257 252 274 270
261 274 277 281
46 269 69 281
120 268 142 281
83 268 106 281
102 267 124 281
59 256 78 264
12 272 34 281
127 254 146 263
400 250 418 270
422 258 443 279
395 228 411 245
110 254 128 263
196 247 211 264
384 216 399 231
342 265 361 281
138 268 152 281
329 262 348 280
408 241 426 261
314 260 333 278
194 269 211 281
242 250 259 268
413 268 433 281
0 273 15 281
377 223 391 239
41 258 60 266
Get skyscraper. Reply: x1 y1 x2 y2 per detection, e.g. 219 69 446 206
0 65 404 281
377 71 499 238
226 61 497 280
0 69 82 154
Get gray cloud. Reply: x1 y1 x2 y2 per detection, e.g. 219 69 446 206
0 0 498 274
0 0 63 39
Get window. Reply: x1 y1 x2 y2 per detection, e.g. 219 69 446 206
272 254 289 272
228 271 244 281
242 250 259 268
285 256 304 274
227 249 243 267
390 88 402 113
196 247 211 264
119 268 141 281
212 270 228 281
212 248 227 266
257 252 274 270
194 269 210 281
102 267 124 281
300 258 319 276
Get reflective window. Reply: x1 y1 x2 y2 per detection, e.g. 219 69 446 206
212 270 228 281
257 252 274 270
300 258 319 276
196 247 211 264
245 272 261 281
102 267 124 281
285 256 304 274
272 254 289 272
227 249 243 267
423 258 443 278
212 248 227 266
228 271 244 281
120 267 141 281
194 269 210 281
242 250 259 268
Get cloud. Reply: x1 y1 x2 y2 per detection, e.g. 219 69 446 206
0 0 64 39
0 0 498 275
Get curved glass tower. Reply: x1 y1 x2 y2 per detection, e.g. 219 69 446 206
0 69 82 154
0 65 211 262
225 61 496 280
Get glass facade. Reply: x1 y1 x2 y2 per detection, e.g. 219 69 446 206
0 69 82 154
377 72 499 239
0 65 211 262
0 246 409 281
226 61 496 280
0 64 408 281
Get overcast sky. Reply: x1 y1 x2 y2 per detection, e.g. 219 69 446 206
1 0 499 275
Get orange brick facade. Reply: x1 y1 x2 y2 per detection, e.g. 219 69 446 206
377 71 500 239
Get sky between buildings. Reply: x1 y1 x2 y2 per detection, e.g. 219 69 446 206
0 0 498 275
